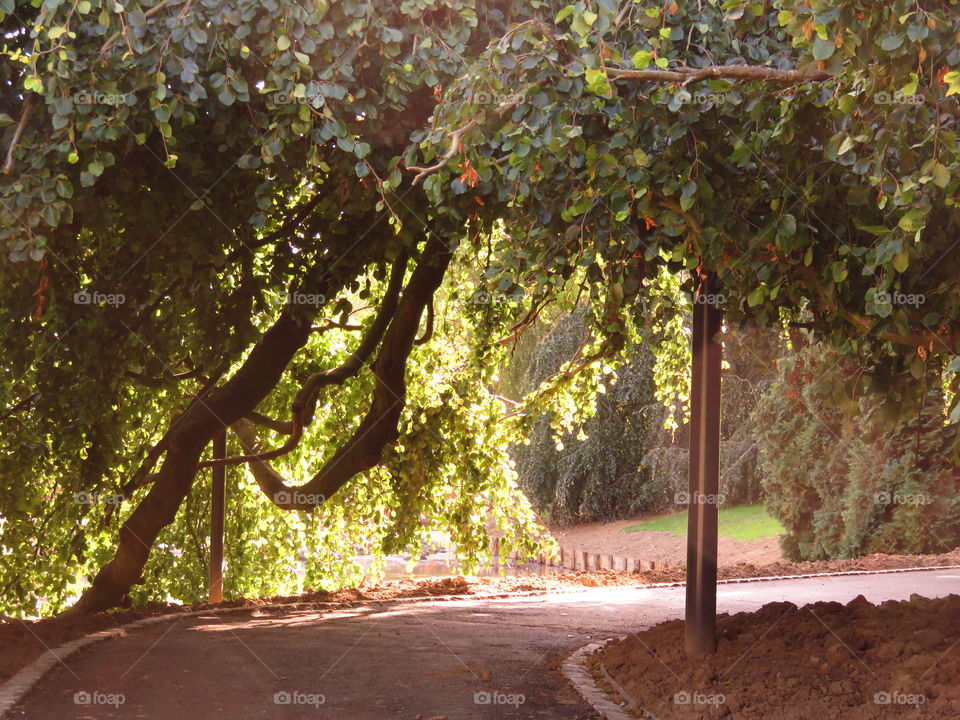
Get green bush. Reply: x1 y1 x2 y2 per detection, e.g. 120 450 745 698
755 344 960 560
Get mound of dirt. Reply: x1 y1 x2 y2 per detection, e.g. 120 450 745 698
598 593 960 719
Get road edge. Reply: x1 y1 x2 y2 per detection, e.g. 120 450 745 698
4 565 959 718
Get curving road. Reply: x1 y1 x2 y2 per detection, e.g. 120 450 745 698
9 569 960 719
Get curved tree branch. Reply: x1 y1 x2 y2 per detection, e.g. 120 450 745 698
197 251 410 469
231 234 452 510
414 296 434 345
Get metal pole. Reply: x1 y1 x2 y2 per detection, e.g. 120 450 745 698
209 431 226 603
684 271 722 656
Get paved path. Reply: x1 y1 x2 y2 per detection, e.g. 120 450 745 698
10 569 960 719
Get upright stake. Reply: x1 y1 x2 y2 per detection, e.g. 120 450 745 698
209 431 226 603
685 271 722 656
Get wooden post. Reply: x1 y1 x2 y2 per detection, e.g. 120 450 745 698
579 550 588 571
208 431 226 603
684 271 722 657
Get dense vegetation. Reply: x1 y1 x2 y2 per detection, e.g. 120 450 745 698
756 342 960 560
1 0 958 616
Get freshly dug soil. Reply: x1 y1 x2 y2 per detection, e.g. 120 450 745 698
598 593 960 719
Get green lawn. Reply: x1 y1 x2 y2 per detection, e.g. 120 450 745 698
621 503 784 542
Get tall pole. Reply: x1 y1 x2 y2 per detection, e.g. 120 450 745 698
209 431 226 603
684 271 722 656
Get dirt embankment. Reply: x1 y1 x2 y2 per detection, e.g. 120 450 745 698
598 592 960 719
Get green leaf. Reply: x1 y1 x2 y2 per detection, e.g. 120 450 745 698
631 50 652 70
932 163 950 189
778 214 797 236
277 35 291 51
555 5 574 23
897 207 929 233
879 33 904 51
891 250 909 273
812 37 835 61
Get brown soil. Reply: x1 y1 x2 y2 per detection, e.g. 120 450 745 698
549 518 783 567
3 548 959 688
598 593 960 719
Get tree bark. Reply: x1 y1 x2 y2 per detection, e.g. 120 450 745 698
233 233 452 509
65 228 375 614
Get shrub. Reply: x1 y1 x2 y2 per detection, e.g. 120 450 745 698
756 344 960 560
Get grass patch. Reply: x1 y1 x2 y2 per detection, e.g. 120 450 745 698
621 503 784 542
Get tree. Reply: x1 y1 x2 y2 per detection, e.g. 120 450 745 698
2 0 959 615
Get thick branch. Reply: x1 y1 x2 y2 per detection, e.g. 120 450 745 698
603 64 831 84
414 296 434 345
234 235 452 510
197 252 409 469
244 410 293 434
3 95 34 175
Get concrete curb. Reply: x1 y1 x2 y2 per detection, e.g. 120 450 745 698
562 637 637 720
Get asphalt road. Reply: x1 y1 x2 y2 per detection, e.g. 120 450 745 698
10 569 960 719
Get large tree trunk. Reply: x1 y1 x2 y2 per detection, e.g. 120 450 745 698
66 312 317 614
66 231 450 615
